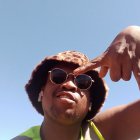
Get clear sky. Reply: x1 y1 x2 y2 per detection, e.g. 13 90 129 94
0 0 139 139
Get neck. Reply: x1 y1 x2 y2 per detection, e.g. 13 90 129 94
40 119 82 140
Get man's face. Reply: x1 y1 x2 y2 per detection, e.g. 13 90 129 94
41 63 90 125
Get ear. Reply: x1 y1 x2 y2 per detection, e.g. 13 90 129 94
38 90 44 102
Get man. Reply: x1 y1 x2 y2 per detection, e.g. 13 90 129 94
12 50 108 140
12 25 140 140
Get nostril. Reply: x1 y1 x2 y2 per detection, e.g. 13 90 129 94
61 87 77 93
61 81 77 91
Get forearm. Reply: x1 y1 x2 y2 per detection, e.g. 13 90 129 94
119 100 140 139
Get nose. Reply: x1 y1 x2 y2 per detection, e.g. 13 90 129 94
60 80 78 91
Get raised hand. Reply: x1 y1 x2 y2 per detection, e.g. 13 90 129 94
74 26 140 89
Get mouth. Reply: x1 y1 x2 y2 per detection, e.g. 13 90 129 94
56 91 77 103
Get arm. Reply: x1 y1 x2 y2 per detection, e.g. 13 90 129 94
74 25 140 139
93 100 140 140
74 25 140 89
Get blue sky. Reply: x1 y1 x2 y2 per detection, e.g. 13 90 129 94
0 0 140 139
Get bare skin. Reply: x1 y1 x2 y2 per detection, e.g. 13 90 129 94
74 26 140 89
74 26 140 140
93 100 140 140
40 64 90 140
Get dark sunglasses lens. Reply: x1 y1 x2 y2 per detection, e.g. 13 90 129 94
51 69 67 84
75 74 92 89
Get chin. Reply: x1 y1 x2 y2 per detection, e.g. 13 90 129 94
55 110 85 125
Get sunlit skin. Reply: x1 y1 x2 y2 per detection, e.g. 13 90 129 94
74 26 140 140
12 26 140 140
74 26 140 90
40 63 91 140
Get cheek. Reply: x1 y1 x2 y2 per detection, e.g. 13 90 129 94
76 93 90 116
81 95 90 110
41 83 56 111
81 91 90 105
43 80 57 99
41 94 51 113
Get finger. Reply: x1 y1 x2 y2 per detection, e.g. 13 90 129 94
133 59 140 90
90 51 107 64
73 62 101 75
121 58 132 81
99 66 109 78
110 60 121 81
74 52 108 75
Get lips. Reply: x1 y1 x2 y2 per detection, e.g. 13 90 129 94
56 91 78 103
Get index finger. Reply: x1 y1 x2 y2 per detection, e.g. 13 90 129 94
73 60 102 75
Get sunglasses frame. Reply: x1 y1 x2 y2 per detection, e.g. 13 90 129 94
48 68 94 90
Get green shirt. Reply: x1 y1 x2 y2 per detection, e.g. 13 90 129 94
11 121 105 140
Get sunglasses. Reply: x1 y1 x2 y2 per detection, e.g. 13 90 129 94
48 68 94 90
